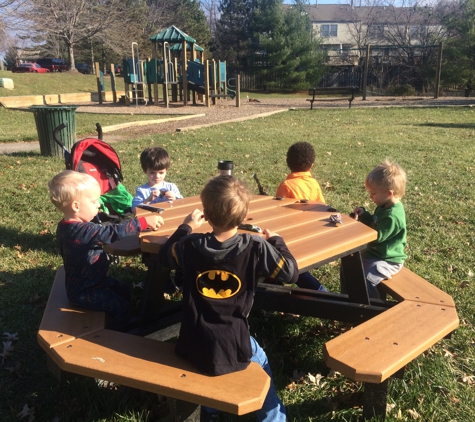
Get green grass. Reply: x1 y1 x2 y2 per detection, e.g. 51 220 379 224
0 108 178 143
1 106 475 421
0 70 114 96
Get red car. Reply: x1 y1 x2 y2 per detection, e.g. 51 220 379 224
11 63 50 73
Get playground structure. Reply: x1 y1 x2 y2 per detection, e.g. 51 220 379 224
122 26 239 108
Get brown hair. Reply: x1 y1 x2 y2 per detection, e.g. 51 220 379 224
365 159 407 198
140 147 171 172
200 175 251 230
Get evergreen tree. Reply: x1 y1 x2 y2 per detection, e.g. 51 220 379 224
249 0 324 90
214 0 256 71
174 0 212 51
439 0 475 94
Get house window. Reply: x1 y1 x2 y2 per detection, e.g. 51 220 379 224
368 24 385 39
321 24 338 37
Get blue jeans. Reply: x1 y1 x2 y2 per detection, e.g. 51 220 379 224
296 271 327 291
201 336 286 422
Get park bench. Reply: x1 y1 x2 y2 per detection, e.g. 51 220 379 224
38 266 270 419
307 86 359 109
323 267 459 420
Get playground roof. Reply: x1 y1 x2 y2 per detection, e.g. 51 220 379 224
169 43 204 52
150 25 196 44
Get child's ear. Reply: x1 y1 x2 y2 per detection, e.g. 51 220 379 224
388 190 394 198
71 200 80 213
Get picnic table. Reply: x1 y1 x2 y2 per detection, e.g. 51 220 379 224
41 195 457 420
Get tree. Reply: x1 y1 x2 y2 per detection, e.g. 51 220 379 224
249 0 324 90
20 0 140 70
214 0 256 71
438 0 475 94
174 0 211 50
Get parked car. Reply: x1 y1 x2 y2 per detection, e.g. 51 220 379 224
75 63 92 74
36 58 69 72
11 63 50 73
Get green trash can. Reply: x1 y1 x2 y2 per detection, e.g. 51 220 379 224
29 105 78 157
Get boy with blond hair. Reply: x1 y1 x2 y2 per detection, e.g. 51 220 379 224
48 170 164 326
350 159 407 298
159 175 298 422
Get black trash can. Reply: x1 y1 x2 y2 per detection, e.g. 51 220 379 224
29 105 78 157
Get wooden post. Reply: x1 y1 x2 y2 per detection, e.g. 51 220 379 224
434 42 443 99
163 42 169 108
152 43 159 106
362 45 370 101
191 43 197 104
182 41 188 106
110 63 117 103
205 59 210 107
212 60 217 105
94 62 103 104
236 73 241 107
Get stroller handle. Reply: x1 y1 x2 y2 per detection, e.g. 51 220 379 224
96 123 103 140
53 123 68 149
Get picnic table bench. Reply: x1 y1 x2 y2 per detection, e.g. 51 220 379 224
38 266 270 419
307 86 359 109
324 267 459 419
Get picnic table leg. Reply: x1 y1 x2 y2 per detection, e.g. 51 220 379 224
363 380 389 420
340 252 370 305
138 253 168 321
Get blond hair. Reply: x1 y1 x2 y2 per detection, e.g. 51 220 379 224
200 175 251 230
48 170 99 210
365 160 407 198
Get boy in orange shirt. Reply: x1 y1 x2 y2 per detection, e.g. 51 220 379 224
276 142 327 291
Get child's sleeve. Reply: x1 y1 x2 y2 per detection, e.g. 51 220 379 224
132 186 148 212
276 182 295 199
259 236 299 285
158 224 192 269
170 183 183 199
358 208 373 226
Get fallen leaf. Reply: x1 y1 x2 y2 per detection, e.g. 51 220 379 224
16 403 35 421
5 362 23 377
407 408 420 419
3 332 19 341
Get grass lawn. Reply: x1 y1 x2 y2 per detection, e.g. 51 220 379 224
1 105 474 421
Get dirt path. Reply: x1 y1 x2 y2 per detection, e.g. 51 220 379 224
2 96 474 155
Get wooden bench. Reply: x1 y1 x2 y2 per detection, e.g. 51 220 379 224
38 267 270 418
307 86 359 109
323 267 459 420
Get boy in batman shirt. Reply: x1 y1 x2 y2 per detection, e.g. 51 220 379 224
159 175 298 422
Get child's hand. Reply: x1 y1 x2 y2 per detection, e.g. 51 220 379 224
144 215 164 231
264 228 280 240
184 209 204 230
353 207 364 219
164 190 176 200
147 189 159 203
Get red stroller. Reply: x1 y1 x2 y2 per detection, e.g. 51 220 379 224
53 123 134 223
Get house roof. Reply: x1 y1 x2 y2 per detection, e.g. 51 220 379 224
150 26 196 44
285 4 438 25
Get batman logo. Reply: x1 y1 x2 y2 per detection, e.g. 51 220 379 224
196 270 242 299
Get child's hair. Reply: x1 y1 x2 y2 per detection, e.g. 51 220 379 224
140 147 170 172
365 159 407 198
286 142 316 172
200 175 251 230
48 170 99 210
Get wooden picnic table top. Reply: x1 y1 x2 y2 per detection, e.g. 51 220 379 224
105 195 377 273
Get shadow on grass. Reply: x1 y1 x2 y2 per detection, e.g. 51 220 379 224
0 224 58 255
415 122 475 129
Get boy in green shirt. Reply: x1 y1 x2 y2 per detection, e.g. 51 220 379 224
350 160 407 299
